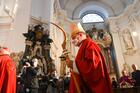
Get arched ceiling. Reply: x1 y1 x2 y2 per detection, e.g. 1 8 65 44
59 0 134 20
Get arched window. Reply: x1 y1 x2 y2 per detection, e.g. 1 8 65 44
82 13 104 23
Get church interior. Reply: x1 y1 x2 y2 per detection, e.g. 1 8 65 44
1 0 140 93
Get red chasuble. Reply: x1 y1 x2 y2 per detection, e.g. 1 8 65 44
69 38 113 93
0 55 16 93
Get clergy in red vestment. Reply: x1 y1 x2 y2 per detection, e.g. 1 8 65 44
0 47 16 93
65 23 113 93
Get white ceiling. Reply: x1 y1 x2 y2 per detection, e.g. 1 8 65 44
59 0 134 20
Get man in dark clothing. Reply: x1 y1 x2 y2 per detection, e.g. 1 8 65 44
131 64 140 87
111 77 118 88
21 58 41 93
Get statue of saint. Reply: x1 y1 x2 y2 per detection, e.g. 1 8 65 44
91 25 98 40
122 29 134 50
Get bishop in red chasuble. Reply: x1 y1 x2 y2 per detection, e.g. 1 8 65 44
0 47 16 93
67 23 113 93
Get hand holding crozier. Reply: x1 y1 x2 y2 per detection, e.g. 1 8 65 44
62 49 73 68
65 56 73 68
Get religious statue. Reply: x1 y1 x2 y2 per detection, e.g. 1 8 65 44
22 24 53 75
47 58 56 74
33 41 42 57
10 52 23 73
122 29 134 50
91 25 98 40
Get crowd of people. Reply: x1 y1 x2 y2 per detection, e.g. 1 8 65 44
111 64 140 88
17 70 70 93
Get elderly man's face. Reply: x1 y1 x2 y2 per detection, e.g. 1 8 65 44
71 33 81 47
132 64 137 71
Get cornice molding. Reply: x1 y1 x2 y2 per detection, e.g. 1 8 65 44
0 16 13 30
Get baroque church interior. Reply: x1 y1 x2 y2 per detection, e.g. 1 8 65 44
1 0 140 93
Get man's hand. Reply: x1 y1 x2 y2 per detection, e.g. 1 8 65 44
65 56 73 68
25 62 30 67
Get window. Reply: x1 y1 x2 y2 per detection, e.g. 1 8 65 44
82 13 104 23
